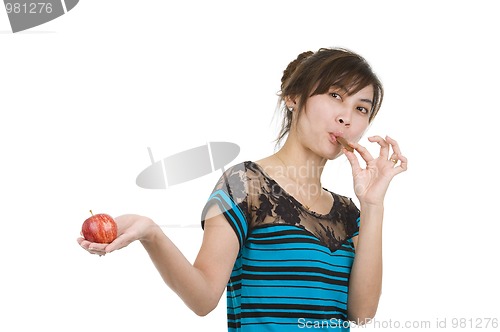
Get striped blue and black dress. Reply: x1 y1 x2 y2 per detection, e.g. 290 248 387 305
201 161 360 332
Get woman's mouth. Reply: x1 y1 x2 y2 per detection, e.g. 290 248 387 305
329 132 353 152
328 132 343 143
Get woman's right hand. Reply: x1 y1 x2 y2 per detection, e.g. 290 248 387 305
77 214 157 256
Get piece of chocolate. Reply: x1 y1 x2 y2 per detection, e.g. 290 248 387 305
336 137 354 152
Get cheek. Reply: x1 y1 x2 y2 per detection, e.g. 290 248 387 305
352 119 370 141
303 106 328 127
294 110 312 131
294 105 329 139
352 131 366 143
303 113 326 138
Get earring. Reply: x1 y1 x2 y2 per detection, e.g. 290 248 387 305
288 107 294 112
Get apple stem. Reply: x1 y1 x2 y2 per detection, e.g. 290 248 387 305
90 210 93 216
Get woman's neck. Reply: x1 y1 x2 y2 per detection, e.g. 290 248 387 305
274 138 327 188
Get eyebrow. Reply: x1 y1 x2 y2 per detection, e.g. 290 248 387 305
360 98 373 106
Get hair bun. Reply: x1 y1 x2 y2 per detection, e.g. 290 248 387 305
281 51 314 90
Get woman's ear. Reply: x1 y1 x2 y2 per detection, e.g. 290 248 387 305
284 96 298 111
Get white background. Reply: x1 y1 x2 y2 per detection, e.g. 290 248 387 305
1 1 499 331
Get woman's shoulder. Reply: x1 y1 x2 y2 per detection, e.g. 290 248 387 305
323 189 360 219
324 188 358 208
216 161 267 191
326 190 355 205
212 161 267 204
223 157 276 178
223 160 260 175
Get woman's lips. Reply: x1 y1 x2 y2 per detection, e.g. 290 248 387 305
329 132 343 142
329 132 354 152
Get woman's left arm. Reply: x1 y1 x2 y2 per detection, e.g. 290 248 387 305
343 135 408 324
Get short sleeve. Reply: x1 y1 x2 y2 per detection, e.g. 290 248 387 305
351 216 361 238
200 162 250 249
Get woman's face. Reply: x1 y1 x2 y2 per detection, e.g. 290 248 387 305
292 84 374 160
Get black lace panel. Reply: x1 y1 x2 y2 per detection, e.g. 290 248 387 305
214 161 360 252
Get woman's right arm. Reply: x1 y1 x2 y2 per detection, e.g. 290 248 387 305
77 205 239 316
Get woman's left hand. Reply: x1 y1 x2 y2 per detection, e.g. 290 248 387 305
343 135 408 206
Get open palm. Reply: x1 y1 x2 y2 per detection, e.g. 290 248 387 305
78 214 155 256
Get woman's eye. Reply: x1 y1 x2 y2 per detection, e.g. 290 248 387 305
330 92 342 100
357 106 369 114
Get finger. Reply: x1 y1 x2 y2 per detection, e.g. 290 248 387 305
79 238 108 255
386 136 407 170
87 243 108 251
389 153 399 166
78 237 93 250
386 135 403 157
394 154 408 174
88 246 107 256
350 141 375 164
343 148 362 174
88 250 106 257
368 135 390 159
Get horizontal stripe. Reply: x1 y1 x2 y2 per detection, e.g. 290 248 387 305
242 264 350 279
234 283 348 295
240 279 349 291
242 258 353 273
240 310 347 320
240 295 346 307
242 303 345 314
249 236 322 247
249 224 356 253
244 244 354 257
250 227 320 239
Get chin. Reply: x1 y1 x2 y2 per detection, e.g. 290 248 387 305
308 142 342 161
323 149 343 161
328 154 342 161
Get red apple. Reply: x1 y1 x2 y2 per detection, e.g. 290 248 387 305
82 210 117 244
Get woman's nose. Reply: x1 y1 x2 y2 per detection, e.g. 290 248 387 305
337 111 351 127
338 118 349 126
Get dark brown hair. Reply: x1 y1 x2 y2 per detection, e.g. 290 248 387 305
276 47 384 145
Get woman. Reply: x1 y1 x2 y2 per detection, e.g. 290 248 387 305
78 47 407 331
